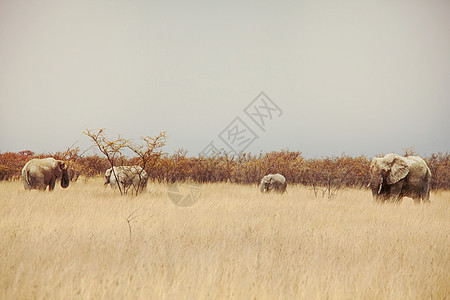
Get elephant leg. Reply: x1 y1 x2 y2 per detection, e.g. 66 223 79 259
374 196 383 204
413 197 421 204
394 195 404 204
120 181 128 194
48 178 56 191
390 191 403 203
34 177 46 190
388 182 403 203
373 192 385 203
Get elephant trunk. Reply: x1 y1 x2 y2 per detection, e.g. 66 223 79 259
60 169 70 188
260 181 271 193
260 183 266 193
369 173 384 197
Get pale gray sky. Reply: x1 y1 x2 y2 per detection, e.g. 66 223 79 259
1 0 449 158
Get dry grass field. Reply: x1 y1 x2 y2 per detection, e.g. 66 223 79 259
0 179 449 299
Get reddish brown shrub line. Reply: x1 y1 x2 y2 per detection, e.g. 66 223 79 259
1 150 448 190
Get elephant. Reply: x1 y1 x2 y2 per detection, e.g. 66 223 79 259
260 173 287 194
104 166 148 194
21 158 70 191
369 153 431 203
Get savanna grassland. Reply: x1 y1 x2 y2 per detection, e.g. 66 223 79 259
0 179 449 299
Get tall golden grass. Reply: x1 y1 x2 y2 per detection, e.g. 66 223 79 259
0 180 448 299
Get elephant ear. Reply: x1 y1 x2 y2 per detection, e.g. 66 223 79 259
58 161 67 171
369 158 376 173
51 160 61 177
56 161 67 177
387 157 411 184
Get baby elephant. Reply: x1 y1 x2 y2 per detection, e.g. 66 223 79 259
260 173 287 194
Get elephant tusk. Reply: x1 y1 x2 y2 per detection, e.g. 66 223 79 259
378 184 382 194
367 183 371 188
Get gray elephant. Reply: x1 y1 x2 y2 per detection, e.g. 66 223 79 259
369 153 431 203
22 158 70 191
260 173 287 194
104 166 148 194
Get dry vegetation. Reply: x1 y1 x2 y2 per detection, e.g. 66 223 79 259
1 149 449 190
1 180 448 299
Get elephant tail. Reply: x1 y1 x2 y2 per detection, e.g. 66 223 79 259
22 169 32 190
